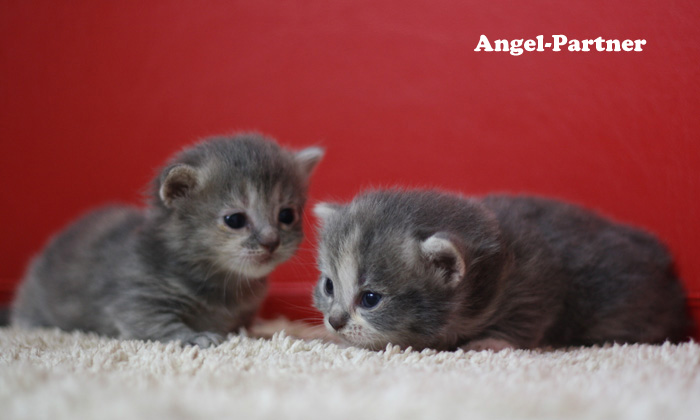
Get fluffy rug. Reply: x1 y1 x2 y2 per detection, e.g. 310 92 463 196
1 321 699 420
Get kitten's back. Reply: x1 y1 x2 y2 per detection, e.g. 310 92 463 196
11 206 144 333
482 195 690 345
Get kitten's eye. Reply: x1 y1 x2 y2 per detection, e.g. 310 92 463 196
278 208 295 225
324 278 334 296
224 213 247 229
360 291 382 309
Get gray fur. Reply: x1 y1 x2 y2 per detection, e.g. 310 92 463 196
313 189 690 351
11 134 323 347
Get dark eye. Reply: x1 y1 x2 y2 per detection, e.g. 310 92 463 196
278 208 295 225
224 213 247 229
360 291 382 309
324 278 334 296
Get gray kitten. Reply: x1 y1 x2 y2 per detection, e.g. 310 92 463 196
313 189 690 351
12 134 323 347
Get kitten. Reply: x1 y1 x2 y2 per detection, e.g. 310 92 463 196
313 189 690 351
11 134 323 347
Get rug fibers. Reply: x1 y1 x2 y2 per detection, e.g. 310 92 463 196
1 324 699 420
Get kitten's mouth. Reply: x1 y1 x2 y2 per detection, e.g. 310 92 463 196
335 333 388 351
329 325 388 351
226 247 294 278
252 252 274 264
239 250 274 263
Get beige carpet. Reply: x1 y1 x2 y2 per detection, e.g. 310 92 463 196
1 321 699 420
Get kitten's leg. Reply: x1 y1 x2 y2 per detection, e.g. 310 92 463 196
118 315 224 347
170 330 224 348
461 338 515 352
109 301 224 348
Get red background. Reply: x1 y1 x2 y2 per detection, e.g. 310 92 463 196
1 1 699 335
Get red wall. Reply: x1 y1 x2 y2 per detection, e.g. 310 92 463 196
1 1 699 333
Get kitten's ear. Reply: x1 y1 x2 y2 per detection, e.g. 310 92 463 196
314 202 342 224
295 147 324 180
420 233 467 287
159 164 200 208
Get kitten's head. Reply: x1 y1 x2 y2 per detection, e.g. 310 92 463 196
312 190 502 351
154 133 323 278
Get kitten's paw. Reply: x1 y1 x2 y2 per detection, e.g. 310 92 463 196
461 338 514 352
182 332 225 348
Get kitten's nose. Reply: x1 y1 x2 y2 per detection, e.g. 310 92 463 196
328 314 349 331
257 229 280 253
260 237 280 253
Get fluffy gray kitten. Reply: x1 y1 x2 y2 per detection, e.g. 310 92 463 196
12 134 323 347
313 189 690 351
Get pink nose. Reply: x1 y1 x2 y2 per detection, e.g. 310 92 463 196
328 314 348 331
259 237 280 253
257 228 280 253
